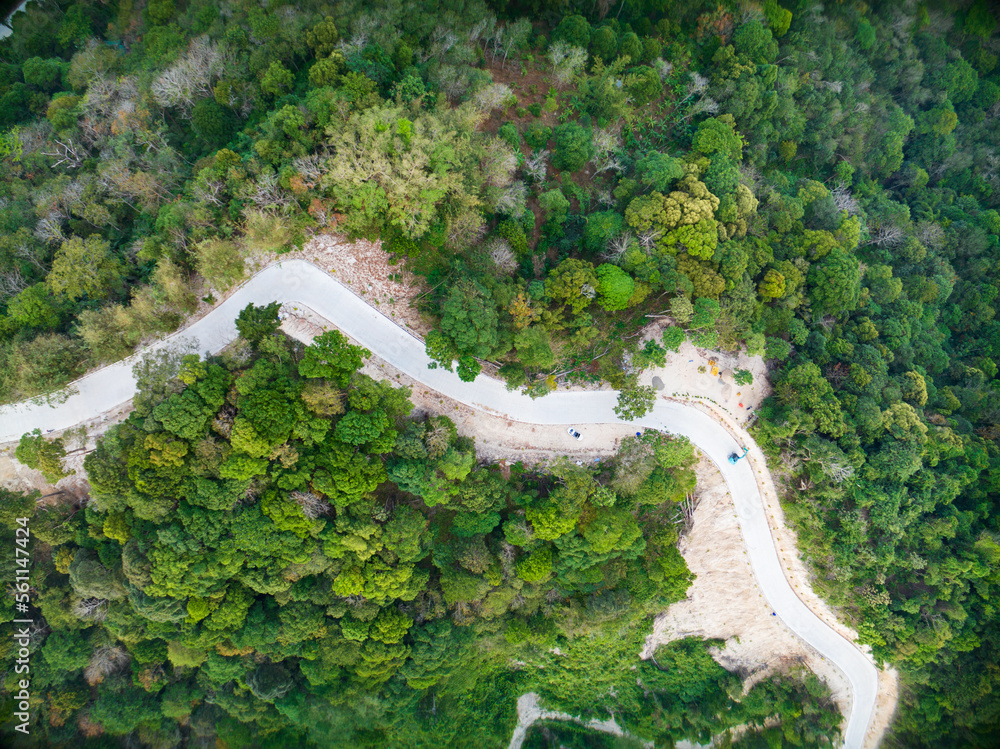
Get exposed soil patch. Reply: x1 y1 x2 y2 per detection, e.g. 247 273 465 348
642 455 852 716
636 323 772 426
246 234 433 337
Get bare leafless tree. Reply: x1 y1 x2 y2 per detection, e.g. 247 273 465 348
74 597 109 622
687 72 710 97
779 450 802 473
84 646 130 685
446 210 486 250
687 96 720 118
680 493 697 536
468 15 497 45
291 154 326 189
471 83 512 113
151 36 226 114
591 127 623 174
193 177 225 207
245 171 293 212
0 268 28 301
595 188 615 207
602 231 633 262
425 422 452 459
499 541 517 573
831 185 861 215
637 228 662 251
916 221 945 250
523 149 549 183
488 18 531 69
432 65 471 101
488 181 527 217
653 59 673 80
486 238 517 274
482 139 518 187
549 42 587 86
41 139 89 170
337 14 378 58
290 491 332 520
18 232 55 270
867 221 906 247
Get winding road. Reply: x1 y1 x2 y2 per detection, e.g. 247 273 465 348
0 259 880 748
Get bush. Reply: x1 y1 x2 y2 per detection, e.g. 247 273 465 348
553 15 591 48
524 121 552 149
498 123 520 151
242 210 297 254
195 238 245 291
690 330 719 349
497 220 529 257
590 27 617 61
499 362 527 390
22 57 66 91
539 189 570 224
584 211 623 254
615 382 656 420
661 326 685 352
626 66 662 106
516 546 553 583
596 264 635 311
764 336 792 361
620 32 642 62
634 339 667 369
553 122 593 172
192 98 238 148
5 334 87 400
641 37 663 64
16 429 70 484
46 94 80 131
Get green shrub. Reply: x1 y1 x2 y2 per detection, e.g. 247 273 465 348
498 220 529 257
553 122 594 172
525 121 552 149
498 122 520 151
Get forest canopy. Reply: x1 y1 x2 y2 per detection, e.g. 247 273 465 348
1 0 1000 746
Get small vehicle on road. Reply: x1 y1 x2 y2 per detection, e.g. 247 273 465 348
728 446 749 464
567 427 583 441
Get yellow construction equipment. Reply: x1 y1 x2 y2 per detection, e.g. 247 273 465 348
709 358 719 377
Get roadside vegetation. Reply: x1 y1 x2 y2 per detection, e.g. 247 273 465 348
0 307 840 746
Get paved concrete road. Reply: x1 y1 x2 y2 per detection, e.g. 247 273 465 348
0 259 879 747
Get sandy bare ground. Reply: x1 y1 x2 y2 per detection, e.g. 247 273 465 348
638 323 773 425
643 455 853 721
507 693 652 749
0 417 112 501
246 232 432 335
641 395 899 749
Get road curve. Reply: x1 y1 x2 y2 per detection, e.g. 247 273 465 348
0 259 879 747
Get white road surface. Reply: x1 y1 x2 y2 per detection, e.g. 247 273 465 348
0 259 879 747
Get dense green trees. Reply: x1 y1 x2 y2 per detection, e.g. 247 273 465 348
15 428 71 483
3 321 744 746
